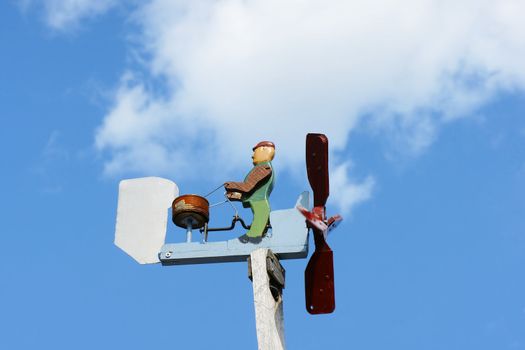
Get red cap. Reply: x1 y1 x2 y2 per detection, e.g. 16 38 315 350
252 141 275 151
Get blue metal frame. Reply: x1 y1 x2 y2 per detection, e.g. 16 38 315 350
159 192 310 265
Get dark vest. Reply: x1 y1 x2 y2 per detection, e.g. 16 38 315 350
243 161 274 203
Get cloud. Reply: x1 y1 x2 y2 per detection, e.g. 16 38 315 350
24 0 117 30
94 0 525 213
330 162 375 215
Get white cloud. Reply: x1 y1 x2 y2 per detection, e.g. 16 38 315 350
94 0 525 213
330 162 375 215
27 0 117 29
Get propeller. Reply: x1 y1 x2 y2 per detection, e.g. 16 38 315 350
297 133 343 314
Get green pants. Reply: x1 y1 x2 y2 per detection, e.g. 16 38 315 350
244 200 270 238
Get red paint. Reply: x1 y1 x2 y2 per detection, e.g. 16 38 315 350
306 133 329 208
303 133 341 315
305 228 335 314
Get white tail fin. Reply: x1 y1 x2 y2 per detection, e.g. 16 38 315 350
115 177 179 264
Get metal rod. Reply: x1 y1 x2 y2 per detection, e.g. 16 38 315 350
203 222 208 243
201 216 271 233
203 183 225 198
224 192 239 217
203 216 251 232
185 220 192 243
209 199 228 208
203 217 238 232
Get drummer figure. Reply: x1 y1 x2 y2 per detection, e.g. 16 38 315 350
224 141 275 243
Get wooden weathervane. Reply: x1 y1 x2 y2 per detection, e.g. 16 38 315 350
114 133 343 348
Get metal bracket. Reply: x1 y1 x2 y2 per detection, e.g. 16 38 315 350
248 250 286 302
200 215 271 243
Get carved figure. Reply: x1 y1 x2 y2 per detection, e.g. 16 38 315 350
224 141 275 243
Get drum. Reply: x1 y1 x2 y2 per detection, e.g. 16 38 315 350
172 194 209 229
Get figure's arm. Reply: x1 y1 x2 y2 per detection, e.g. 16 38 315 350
224 165 272 193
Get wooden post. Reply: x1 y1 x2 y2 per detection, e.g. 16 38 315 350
249 248 286 350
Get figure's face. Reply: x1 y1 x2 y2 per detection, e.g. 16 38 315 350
252 146 274 165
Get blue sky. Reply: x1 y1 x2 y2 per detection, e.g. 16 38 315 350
1 1 525 349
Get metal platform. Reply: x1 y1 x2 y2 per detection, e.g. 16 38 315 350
159 192 310 265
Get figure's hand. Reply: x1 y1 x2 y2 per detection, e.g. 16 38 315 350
226 191 242 201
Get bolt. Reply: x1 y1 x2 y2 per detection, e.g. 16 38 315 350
165 252 172 258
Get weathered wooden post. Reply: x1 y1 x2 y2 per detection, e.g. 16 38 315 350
249 248 286 350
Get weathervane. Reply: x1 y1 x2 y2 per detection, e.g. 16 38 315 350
114 133 343 348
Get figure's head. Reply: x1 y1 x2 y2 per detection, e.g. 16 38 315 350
252 141 275 165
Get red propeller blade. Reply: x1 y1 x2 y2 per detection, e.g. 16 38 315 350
304 133 336 314
305 228 335 314
306 133 329 209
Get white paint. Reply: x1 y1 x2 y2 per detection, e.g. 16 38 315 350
251 248 286 350
115 176 179 264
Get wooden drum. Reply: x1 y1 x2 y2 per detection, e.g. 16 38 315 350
172 194 209 229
